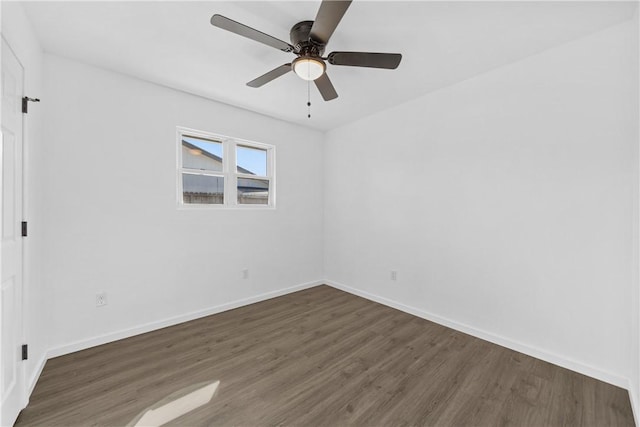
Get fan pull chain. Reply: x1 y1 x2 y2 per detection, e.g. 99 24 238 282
307 79 311 118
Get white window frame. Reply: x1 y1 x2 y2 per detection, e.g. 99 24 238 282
177 126 276 209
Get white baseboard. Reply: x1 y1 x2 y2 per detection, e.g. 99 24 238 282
628 381 639 426
48 280 323 359
326 279 630 390
26 353 47 398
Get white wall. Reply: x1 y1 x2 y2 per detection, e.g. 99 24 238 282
631 5 640 422
1 2 48 397
324 16 638 390
41 54 324 354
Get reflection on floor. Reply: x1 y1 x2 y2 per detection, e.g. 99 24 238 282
15 285 635 426
128 380 219 426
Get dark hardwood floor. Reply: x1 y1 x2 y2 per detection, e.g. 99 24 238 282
16 285 634 426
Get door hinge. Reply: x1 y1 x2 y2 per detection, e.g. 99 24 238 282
21 221 27 237
22 344 28 361
22 97 40 114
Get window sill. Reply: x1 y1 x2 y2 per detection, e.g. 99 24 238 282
177 204 276 211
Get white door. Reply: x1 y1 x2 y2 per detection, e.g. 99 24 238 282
0 37 26 427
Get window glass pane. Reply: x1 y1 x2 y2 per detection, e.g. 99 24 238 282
182 173 224 204
236 145 267 176
182 136 223 172
237 178 269 205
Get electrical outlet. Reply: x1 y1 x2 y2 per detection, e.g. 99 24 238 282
391 271 397 281
96 292 108 307
242 269 249 279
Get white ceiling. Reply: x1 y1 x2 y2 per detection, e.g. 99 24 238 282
22 1 637 131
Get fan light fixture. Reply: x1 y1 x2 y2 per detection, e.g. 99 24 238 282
292 57 325 81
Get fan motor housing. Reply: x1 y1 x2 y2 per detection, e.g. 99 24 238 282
290 21 324 56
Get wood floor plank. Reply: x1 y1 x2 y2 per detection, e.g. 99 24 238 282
15 285 634 426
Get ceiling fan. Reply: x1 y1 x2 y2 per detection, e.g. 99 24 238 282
210 0 402 101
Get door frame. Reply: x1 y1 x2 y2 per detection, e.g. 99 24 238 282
1 33 28 425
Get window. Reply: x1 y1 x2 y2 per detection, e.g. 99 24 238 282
236 145 269 205
177 127 275 208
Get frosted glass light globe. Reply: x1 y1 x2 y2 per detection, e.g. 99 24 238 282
293 57 326 81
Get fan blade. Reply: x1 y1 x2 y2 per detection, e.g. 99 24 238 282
309 0 352 45
314 73 338 101
328 52 402 69
211 15 294 53
247 64 292 88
